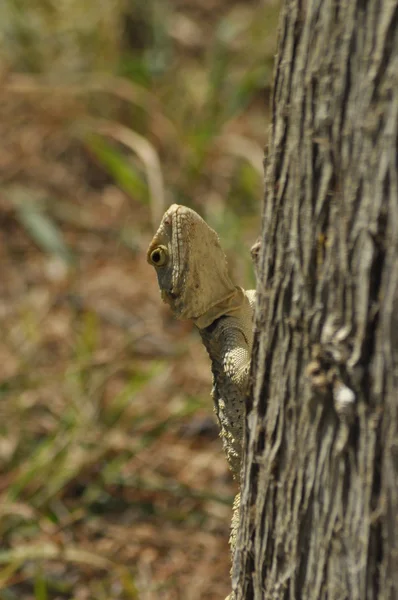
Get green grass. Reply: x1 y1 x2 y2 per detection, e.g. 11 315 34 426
0 0 280 597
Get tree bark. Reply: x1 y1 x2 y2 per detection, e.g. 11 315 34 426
234 0 398 598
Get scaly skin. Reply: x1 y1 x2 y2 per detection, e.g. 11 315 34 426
147 204 255 593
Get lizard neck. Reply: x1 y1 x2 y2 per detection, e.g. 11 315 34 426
192 286 246 329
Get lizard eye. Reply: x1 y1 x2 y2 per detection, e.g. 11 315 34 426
149 246 168 267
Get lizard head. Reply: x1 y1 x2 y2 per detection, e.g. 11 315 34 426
147 204 244 327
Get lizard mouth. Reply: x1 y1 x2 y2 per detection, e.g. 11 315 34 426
161 290 178 309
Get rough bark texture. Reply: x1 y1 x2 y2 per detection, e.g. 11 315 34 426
233 0 398 598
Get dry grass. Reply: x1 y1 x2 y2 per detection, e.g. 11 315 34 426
0 1 279 597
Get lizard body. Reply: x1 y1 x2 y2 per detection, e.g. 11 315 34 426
147 203 255 477
147 204 255 592
199 297 255 476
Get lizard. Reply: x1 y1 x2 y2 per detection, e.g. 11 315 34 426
147 204 256 583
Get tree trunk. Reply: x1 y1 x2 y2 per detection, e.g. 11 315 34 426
233 1 398 598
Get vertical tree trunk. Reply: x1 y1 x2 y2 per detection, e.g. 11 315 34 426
234 1 398 598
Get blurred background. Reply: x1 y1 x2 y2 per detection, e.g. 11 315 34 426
0 0 279 598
